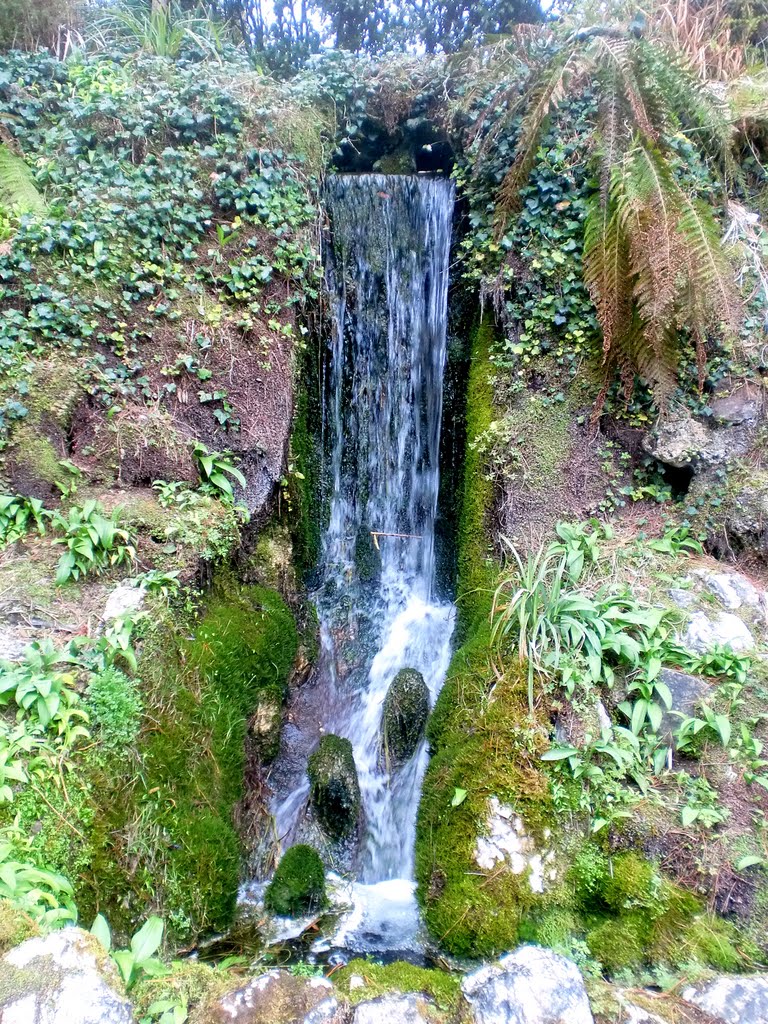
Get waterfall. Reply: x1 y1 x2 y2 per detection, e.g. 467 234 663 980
271 173 456 946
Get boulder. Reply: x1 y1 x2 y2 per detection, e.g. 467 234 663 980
683 611 755 654
353 993 437 1024
102 584 145 622
461 945 593 1024
0 927 133 1024
264 844 326 917
692 568 764 612
681 973 768 1024
656 668 711 739
307 735 361 839
381 668 430 766
205 970 339 1024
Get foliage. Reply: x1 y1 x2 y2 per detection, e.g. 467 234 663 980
0 841 77 928
92 913 168 991
0 494 49 548
85 667 143 752
192 442 246 501
0 143 45 215
52 501 136 585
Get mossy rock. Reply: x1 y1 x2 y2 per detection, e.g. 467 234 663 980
307 735 360 839
264 845 326 917
333 958 461 1010
382 668 430 765
0 901 38 955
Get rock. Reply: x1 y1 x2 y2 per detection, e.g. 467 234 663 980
461 945 593 1024
643 393 761 471
102 584 144 622
668 588 697 609
307 735 361 839
248 689 283 762
264 844 326 917
0 629 27 662
657 668 711 738
474 799 558 894
206 970 339 1024
720 475 768 559
353 993 436 1024
681 973 768 1024
710 381 764 426
684 611 755 654
0 927 133 1024
381 668 430 765
692 568 762 611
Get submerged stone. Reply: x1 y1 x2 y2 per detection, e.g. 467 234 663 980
381 668 430 766
264 844 327 917
307 734 361 839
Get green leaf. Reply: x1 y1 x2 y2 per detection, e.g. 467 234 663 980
130 915 164 962
735 854 765 870
112 949 135 986
451 787 467 807
91 913 111 952
714 715 731 747
681 805 698 827
541 746 580 761
631 699 648 735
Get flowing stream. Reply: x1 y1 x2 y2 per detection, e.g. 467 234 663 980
271 173 456 950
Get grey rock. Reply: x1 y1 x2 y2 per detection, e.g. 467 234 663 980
681 973 768 1023
102 584 145 622
643 412 753 470
212 970 338 1024
710 382 764 426
657 668 711 739
462 945 593 1024
668 588 697 609
684 611 754 654
0 630 27 662
353 993 435 1024
0 928 133 1024
692 568 762 611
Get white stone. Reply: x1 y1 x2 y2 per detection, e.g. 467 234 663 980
0 928 133 1024
102 584 145 622
349 975 366 991
684 611 754 653
681 974 768 1024
353 993 435 1024
462 944 594 1024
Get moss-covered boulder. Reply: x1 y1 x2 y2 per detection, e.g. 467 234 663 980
382 668 430 765
307 735 361 839
264 844 326 917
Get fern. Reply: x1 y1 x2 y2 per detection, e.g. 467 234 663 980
0 144 45 216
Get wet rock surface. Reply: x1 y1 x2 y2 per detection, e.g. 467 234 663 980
308 735 361 839
352 993 437 1024
205 970 340 1024
461 945 594 1024
0 927 133 1024
381 668 430 766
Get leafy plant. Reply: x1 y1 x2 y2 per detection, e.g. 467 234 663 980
0 639 87 734
91 913 168 991
0 494 49 547
191 442 246 501
0 839 77 927
680 775 729 829
0 143 46 215
675 704 732 753
51 501 135 584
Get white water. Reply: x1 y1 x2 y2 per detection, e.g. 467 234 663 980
271 174 456 948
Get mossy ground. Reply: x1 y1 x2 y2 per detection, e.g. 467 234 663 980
333 959 461 1011
1 580 298 947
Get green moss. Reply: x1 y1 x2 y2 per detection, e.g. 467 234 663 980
601 853 660 914
416 635 555 957
587 914 649 972
456 316 497 637
333 958 461 1010
133 961 231 1024
382 668 430 765
307 734 360 839
264 845 326 916
0 900 39 954
570 845 610 909
75 582 299 946
519 907 581 948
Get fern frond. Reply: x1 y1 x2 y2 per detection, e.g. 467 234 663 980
583 193 631 358
591 36 656 141
596 64 624 205
0 144 45 216
677 193 741 338
495 46 578 229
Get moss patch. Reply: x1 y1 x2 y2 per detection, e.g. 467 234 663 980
0 900 39 954
333 958 461 1011
264 844 326 916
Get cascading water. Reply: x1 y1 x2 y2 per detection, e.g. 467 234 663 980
270 173 456 950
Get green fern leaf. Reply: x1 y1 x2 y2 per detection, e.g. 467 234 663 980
0 144 45 216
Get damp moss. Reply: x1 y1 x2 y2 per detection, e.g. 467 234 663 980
456 316 497 637
0 900 39 955
382 668 430 764
586 913 649 972
416 637 556 957
74 582 298 946
264 845 326 916
333 958 461 1010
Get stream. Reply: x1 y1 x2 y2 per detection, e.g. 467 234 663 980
263 173 456 953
